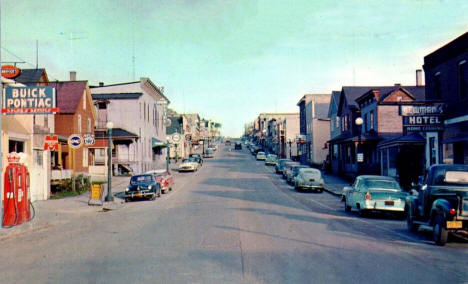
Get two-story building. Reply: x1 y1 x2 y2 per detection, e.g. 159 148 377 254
423 32 468 165
91 78 170 174
330 83 425 182
50 76 98 175
297 94 330 166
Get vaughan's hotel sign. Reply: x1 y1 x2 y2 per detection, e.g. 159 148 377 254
399 104 445 132
2 86 59 114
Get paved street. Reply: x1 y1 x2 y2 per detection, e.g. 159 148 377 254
0 145 467 284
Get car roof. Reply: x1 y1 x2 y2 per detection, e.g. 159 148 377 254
358 175 397 181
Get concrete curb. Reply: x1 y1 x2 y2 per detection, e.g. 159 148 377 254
323 187 342 197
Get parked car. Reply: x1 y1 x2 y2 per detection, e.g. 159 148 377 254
282 161 300 179
286 165 310 184
234 142 242 150
178 157 200 172
343 175 407 217
294 168 324 192
256 151 266 160
406 164 468 246
203 148 215 158
189 153 203 166
146 169 174 194
265 154 278 166
275 159 292 174
124 174 161 202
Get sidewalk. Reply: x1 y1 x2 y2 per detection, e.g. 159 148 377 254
0 175 130 241
322 173 350 197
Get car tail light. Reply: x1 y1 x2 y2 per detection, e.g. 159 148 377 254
449 208 456 215
365 193 371 200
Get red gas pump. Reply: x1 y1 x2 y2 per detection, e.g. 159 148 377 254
3 152 31 227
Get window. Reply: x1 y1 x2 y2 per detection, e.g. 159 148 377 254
459 60 467 99
83 148 88 167
9 140 24 153
434 72 442 99
88 118 91 133
370 111 374 130
364 113 368 132
335 117 340 129
34 150 43 166
78 115 82 133
44 115 49 128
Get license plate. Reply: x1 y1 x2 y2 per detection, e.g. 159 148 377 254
385 200 394 206
446 221 462 229
135 192 142 197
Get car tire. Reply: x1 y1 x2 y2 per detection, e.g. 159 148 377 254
433 213 448 246
344 199 351 212
150 194 156 201
318 188 323 193
125 197 130 203
157 190 161 197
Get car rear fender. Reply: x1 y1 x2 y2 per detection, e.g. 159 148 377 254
430 199 452 225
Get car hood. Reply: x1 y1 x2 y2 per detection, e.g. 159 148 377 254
180 162 196 167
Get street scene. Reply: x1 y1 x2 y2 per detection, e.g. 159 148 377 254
1 144 466 283
1 1 468 284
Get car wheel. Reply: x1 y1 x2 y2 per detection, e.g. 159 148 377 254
344 199 351 212
169 187 173 192
150 194 156 201
157 190 161 197
125 197 130 203
433 213 448 246
318 188 323 193
406 206 419 232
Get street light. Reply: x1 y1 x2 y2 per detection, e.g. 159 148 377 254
106 121 114 202
355 117 363 164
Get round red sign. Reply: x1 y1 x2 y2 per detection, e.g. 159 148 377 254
1 65 22 79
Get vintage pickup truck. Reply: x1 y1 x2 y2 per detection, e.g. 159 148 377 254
406 164 468 246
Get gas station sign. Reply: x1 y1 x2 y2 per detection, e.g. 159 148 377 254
2 86 59 114
44 135 59 151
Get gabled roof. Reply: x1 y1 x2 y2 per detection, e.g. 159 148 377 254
91 93 142 100
49 81 88 114
328 91 341 118
339 85 426 115
14 68 48 85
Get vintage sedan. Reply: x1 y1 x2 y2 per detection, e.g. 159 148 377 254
286 165 310 184
256 151 266 161
124 174 161 202
189 153 203 166
178 158 200 172
203 148 215 158
146 169 174 194
275 159 292 174
294 168 324 192
282 161 300 179
265 154 278 166
343 175 408 217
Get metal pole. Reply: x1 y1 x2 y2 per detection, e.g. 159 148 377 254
105 128 113 202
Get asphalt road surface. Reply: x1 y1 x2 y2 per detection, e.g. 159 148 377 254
1 145 467 284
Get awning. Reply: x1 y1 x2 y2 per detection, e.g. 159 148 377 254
378 133 426 149
152 137 167 148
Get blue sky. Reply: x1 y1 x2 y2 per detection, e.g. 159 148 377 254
2 0 468 136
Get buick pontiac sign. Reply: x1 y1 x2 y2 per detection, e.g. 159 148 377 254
2 86 59 114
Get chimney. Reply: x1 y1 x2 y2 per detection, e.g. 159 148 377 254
70 71 76 81
394 83 401 88
99 82 104 87
416 69 423 86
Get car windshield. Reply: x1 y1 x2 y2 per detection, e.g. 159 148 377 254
130 175 153 185
182 158 194 163
364 179 401 190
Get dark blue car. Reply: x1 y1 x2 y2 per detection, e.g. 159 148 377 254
124 174 161 202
